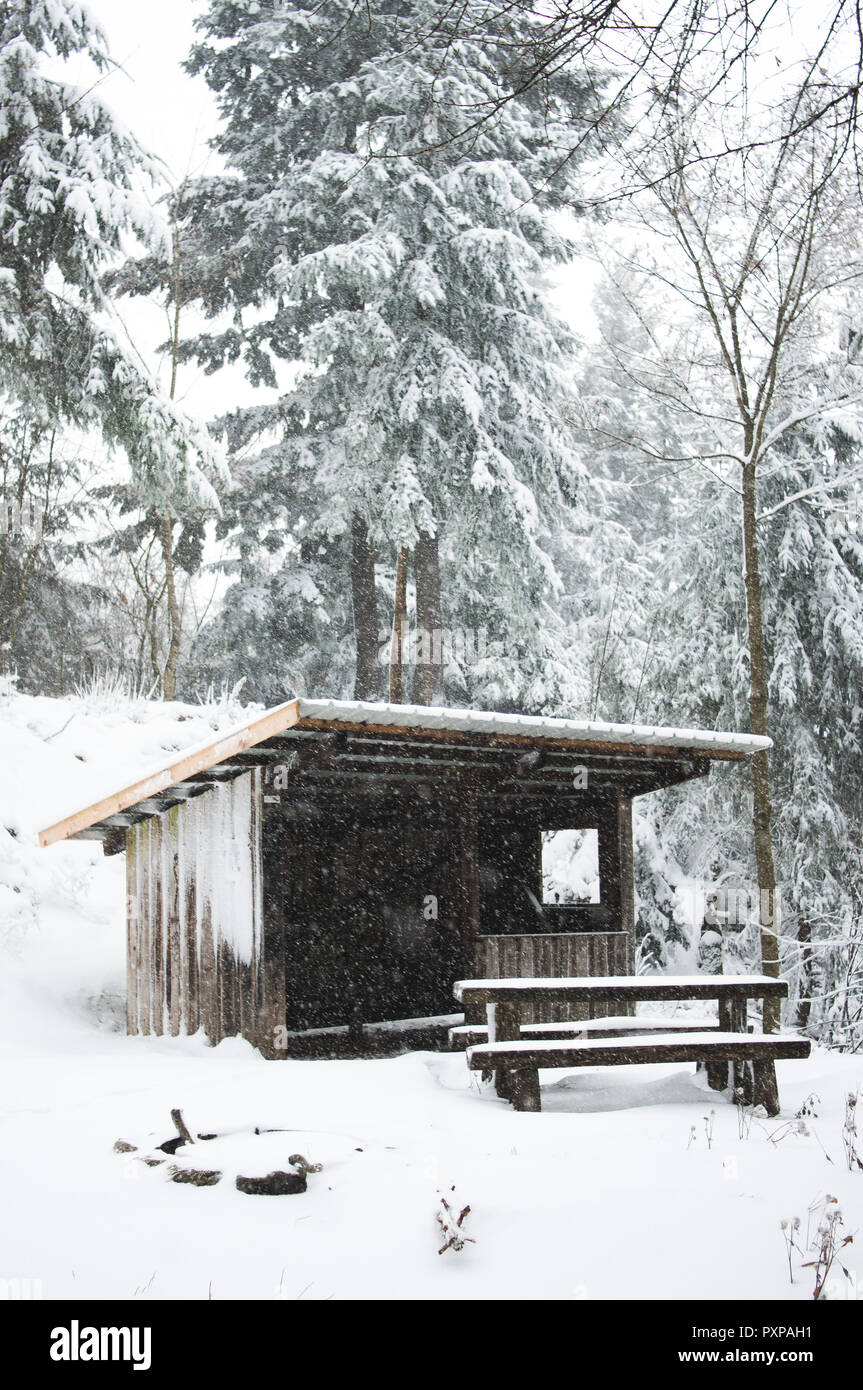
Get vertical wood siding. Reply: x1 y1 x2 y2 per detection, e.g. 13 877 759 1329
471 932 631 1024
125 770 271 1050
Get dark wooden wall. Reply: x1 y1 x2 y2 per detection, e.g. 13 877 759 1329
262 798 464 1031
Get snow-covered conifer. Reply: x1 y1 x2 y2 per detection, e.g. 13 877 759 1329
0 1 225 512
156 0 597 704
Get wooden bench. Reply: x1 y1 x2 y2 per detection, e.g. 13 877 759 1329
450 1015 720 1046
453 975 810 1115
466 1031 810 1113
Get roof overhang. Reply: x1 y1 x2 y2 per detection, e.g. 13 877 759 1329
38 698 771 849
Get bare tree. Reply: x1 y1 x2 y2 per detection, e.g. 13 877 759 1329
397 0 863 204
584 89 863 1024
104 186 216 700
160 203 186 701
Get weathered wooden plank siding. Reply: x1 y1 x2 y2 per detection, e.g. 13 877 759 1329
151 814 163 1036
182 811 199 1036
138 819 152 1035
471 933 630 1025
166 807 181 1037
125 828 139 1035
124 770 269 1049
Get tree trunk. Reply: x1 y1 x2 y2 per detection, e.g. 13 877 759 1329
160 517 182 701
741 458 781 1032
796 919 812 1029
160 217 185 703
146 592 161 689
413 528 443 705
389 545 409 703
0 439 52 668
350 514 382 700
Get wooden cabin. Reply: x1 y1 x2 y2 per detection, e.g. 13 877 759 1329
38 699 769 1056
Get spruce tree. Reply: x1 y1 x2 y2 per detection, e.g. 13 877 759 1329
135 0 596 706
0 1 224 515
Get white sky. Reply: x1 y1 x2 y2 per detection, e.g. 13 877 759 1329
86 0 217 186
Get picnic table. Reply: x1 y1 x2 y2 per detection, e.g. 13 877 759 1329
452 975 810 1115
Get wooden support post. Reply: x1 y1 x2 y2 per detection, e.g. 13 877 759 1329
488 1000 521 1100
616 793 636 975
739 1061 755 1106
125 825 139 1036
166 809 182 1037
597 793 636 976
183 819 199 1037
707 995 732 1091
728 996 748 1098
199 882 217 1046
151 816 164 1035
510 1068 541 1112
457 779 481 981
138 821 152 1036
752 1059 780 1116
755 986 780 1114
705 1058 729 1091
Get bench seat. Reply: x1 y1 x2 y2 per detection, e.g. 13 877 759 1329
450 1015 720 1047
466 1031 811 1114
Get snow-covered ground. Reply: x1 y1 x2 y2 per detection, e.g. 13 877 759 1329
3 1031 862 1301
1 685 861 1302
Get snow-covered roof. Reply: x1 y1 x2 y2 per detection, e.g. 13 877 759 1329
38 696 770 847
296 699 772 756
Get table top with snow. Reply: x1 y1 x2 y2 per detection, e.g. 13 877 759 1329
455 974 789 998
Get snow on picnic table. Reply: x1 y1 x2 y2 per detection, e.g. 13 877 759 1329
455 975 784 994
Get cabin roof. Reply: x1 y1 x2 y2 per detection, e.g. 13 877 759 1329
298 699 770 753
38 696 771 848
